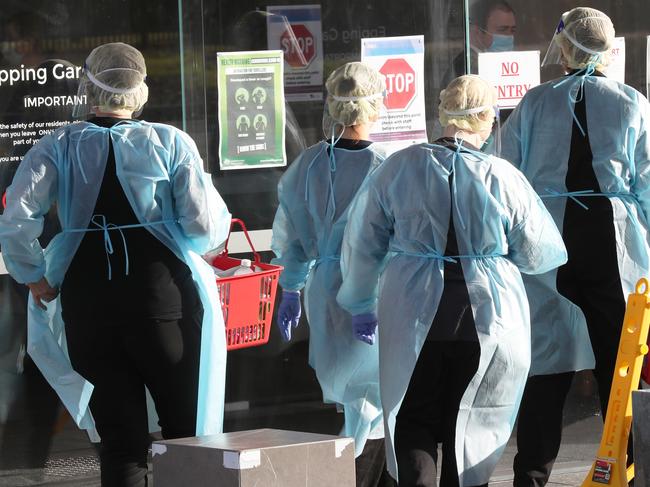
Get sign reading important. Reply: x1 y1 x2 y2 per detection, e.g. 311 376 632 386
361 35 427 153
478 50 540 109
267 5 324 102
217 50 286 170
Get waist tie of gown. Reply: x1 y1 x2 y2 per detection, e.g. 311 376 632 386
389 248 506 314
541 188 640 225
63 214 177 280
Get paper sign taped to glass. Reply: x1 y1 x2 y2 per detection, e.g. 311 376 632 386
217 50 287 170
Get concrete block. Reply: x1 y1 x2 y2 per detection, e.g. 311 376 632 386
152 428 355 487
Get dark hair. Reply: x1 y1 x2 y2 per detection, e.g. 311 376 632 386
470 0 515 29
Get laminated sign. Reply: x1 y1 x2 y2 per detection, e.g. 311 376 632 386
267 4 324 102
608 37 626 84
478 50 540 109
361 35 427 153
217 50 286 170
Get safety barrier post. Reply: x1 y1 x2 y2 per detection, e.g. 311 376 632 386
581 278 650 486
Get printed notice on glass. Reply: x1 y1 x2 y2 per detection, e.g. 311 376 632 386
608 37 626 84
361 35 427 153
266 4 323 102
217 50 286 170
478 50 540 109
0 60 82 167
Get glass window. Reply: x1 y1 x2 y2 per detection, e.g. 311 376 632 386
1 0 649 482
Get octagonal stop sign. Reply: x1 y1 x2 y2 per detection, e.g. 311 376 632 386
379 58 416 111
280 24 316 69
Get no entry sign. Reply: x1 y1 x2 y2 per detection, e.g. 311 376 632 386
478 50 540 109
361 35 427 153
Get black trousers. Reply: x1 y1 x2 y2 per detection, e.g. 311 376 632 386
513 372 575 487
64 309 202 487
394 340 484 487
514 198 626 486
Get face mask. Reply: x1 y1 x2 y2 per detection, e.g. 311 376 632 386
488 34 514 52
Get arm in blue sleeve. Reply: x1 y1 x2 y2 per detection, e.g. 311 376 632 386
172 135 231 254
337 178 392 315
631 95 650 224
271 202 314 292
497 102 525 169
505 169 567 275
0 136 58 284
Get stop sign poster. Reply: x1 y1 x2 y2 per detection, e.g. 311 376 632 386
361 35 427 152
267 5 323 102
217 50 287 170
478 50 540 109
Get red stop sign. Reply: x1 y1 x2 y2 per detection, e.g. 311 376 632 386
280 24 315 69
379 58 416 111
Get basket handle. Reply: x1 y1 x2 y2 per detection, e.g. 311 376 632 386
222 218 262 264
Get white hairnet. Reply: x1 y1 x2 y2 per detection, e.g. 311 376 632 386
73 42 148 118
324 62 384 133
555 8 615 70
439 75 497 133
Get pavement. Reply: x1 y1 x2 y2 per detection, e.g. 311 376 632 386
0 367 610 486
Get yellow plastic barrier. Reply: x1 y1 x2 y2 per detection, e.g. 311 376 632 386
581 278 650 486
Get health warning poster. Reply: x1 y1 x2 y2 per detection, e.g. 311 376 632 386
267 4 324 102
217 50 286 170
361 35 427 152
478 50 540 109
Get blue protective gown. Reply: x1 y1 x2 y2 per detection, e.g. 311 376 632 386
271 140 386 457
336 143 567 485
499 75 650 376
0 120 231 437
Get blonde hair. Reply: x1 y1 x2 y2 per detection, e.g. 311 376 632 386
325 62 384 127
556 7 614 71
439 75 496 133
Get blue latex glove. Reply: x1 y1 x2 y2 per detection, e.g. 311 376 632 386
277 290 301 342
352 313 378 345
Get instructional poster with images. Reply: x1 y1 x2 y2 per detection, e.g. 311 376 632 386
266 4 324 102
361 35 427 153
217 50 286 170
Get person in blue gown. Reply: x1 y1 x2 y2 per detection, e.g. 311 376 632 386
0 42 231 487
337 74 567 486
271 62 391 487
496 8 650 486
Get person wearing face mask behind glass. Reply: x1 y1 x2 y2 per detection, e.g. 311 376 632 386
496 7 650 486
443 0 516 86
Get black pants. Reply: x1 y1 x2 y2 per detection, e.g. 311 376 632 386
394 340 484 487
356 438 397 487
64 309 202 487
513 372 575 487
514 199 626 486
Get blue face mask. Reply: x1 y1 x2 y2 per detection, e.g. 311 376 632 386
488 34 514 52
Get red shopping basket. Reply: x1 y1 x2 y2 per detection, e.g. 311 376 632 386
211 218 282 351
